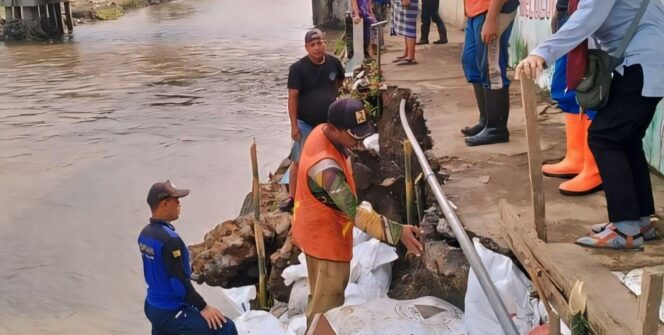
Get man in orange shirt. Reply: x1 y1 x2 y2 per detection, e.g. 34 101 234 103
460 0 519 146
292 98 423 327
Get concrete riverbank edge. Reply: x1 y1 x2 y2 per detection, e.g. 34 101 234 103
382 25 664 332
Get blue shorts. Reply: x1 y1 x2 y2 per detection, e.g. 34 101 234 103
144 302 238 335
461 13 514 89
291 119 314 163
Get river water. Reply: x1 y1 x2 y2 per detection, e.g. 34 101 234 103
0 1 313 333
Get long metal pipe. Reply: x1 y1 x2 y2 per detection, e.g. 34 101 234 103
399 99 519 335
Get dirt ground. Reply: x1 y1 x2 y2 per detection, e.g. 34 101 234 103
381 26 664 271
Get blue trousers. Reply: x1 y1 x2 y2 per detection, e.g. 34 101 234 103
145 302 238 335
461 13 514 89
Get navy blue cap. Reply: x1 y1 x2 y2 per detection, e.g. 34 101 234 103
328 98 376 139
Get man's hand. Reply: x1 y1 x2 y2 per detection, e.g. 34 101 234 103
200 305 227 330
400 225 423 257
481 18 498 44
402 0 410 6
291 125 301 141
515 55 546 81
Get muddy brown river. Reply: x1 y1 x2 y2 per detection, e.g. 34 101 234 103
0 1 313 333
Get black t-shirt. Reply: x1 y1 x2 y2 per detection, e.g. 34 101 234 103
287 54 345 126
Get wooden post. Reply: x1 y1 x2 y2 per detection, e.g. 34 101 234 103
414 172 424 224
549 312 562 335
250 140 267 309
250 140 260 221
636 268 663 335
63 2 73 34
403 140 414 226
54 3 64 35
519 76 547 242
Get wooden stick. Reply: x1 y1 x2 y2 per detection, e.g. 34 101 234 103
250 140 267 308
63 2 73 34
54 3 64 35
550 312 562 335
250 140 260 221
519 76 547 242
636 268 663 335
414 172 424 224
403 140 413 226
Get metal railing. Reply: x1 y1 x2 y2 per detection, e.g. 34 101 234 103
399 99 519 335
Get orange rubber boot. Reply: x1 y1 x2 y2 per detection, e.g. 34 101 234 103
542 113 585 178
559 118 603 196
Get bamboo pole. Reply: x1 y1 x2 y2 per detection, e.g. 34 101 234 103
414 172 424 224
403 140 414 226
250 140 267 309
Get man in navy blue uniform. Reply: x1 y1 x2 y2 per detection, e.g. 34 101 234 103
139 180 237 335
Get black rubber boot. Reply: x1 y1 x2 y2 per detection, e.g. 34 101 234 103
465 87 510 146
460 83 487 136
433 20 448 44
418 21 430 45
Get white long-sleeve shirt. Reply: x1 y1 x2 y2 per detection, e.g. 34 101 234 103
531 0 664 97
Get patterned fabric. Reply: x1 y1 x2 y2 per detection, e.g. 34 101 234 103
391 0 418 39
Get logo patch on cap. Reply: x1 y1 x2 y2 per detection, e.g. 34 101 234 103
355 110 367 124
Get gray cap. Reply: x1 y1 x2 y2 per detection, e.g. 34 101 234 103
147 180 189 208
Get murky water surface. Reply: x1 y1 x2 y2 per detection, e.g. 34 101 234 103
0 1 312 333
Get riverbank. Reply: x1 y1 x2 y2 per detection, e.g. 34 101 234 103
0 0 172 40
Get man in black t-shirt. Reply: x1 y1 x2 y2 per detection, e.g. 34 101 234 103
280 29 345 212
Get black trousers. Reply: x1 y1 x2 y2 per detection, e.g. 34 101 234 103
588 65 663 222
420 0 447 42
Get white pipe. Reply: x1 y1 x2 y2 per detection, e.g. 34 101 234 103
399 99 519 335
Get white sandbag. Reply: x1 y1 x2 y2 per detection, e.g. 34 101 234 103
236 310 287 335
196 284 254 319
349 239 398 283
325 296 466 335
281 253 308 286
465 238 540 335
285 314 307 335
223 286 256 314
356 263 392 298
362 133 380 155
353 227 372 246
287 279 309 317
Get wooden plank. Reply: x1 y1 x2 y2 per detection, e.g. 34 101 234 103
54 2 64 35
498 201 662 335
550 312 561 335
250 140 267 308
403 140 414 226
636 268 663 335
518 77 547 242
63 1 73 33
499 200 570 323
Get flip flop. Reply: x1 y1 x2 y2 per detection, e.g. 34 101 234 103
396 59 418 65
392 56 408 63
